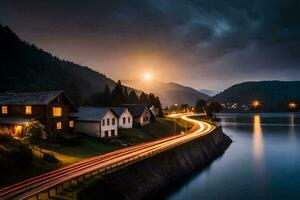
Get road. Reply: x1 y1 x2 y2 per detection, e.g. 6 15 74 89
0 113 215 200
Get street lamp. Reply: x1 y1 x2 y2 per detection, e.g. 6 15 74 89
251 100 261 111
173 111 176 136
252 100 260 108
289 102 297 110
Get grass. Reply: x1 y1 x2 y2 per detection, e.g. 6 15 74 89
41 117 192 165
0 117 195 187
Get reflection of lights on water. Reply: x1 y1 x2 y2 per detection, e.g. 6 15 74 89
289 113 295 141
253 114 264 161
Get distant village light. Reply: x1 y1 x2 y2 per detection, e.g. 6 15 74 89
252 100 261 108
289 102 297 110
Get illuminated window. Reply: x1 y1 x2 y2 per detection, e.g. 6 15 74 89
56 122 62 130
25 106 32 115
1 106 7 114
69 120 74 128
53 107 62 117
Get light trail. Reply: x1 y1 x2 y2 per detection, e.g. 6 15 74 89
0 113 215 200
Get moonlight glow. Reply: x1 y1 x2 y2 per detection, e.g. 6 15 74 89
144 73 152 80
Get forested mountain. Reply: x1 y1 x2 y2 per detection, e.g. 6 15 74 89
0 24 116 104
122 80 209 107
210 81 300 111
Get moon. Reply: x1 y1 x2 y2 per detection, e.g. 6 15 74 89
144 73 152 80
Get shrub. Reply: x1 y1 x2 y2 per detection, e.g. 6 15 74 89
23 121 47 146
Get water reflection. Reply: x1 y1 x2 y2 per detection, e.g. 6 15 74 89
253 114 264 162
289 113 295 141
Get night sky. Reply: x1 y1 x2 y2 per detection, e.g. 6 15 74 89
1 0 299 90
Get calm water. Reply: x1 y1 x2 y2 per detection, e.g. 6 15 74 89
167 113 300 200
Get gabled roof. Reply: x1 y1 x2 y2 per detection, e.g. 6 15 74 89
110 107 131 117
123 104 149 118
73 107 114 122
0 90 63 105
0 90 78 111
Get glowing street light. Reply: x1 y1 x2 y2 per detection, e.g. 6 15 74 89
252 100 261 108
289 102 297 110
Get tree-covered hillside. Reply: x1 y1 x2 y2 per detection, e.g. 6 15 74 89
210 81 300 111
0 24 116 104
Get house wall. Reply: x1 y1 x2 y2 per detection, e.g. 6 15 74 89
45 94 76 136
136 108 151 126
75 121 100 137
0 93 76 137
100 110 118 138
118 108 133 129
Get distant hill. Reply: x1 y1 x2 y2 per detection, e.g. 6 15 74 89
198 89 219 97
122 80 209 107
0 24 118 104
210 81 300 111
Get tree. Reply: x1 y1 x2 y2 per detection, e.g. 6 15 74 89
205 102 223 118
23 121 47 148
128 90 139 103
124 87 129 103
155 96 164 117
180 104 189 111
110 80 125 106
103 85 111 106
88 92 104 106
148 93 156 107
139 92 148 104
195 99 206 113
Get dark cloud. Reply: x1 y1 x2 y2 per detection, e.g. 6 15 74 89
0 0 299 89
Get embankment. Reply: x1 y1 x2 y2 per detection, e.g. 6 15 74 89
77 126 232 200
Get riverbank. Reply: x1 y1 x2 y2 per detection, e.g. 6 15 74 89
77 126 232 200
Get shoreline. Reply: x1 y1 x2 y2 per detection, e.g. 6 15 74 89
77 126 232 200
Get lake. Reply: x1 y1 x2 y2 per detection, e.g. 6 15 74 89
166 113 300 200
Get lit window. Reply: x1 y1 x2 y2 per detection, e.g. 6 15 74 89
25 106 32 115
1 106 7 114
69 120 74 128
53 107 62 117
56 122 62 130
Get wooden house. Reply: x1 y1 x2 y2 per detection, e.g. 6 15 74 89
0 91 77 137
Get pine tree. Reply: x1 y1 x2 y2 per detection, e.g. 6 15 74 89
128 90 139 103
148 93 156 107
110 80 125 106
139 92 148 104
103 85 111 106
155 96 164 116
124 87 129 103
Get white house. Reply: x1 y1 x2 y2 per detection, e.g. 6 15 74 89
111 107 133 129
74 107 118 138
124 104 152 126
